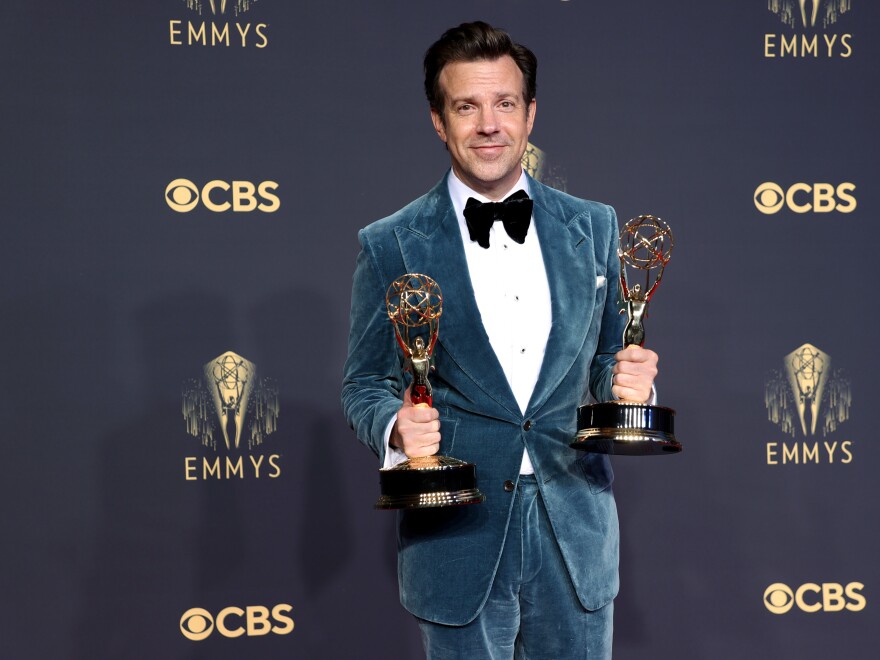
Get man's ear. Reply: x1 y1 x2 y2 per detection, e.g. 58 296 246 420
526 97 536 136
430 109 447 143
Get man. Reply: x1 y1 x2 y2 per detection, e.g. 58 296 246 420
342 21 658 659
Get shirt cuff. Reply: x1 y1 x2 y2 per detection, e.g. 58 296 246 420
382 414 409 469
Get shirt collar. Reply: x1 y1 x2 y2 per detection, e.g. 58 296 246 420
446 169 531 225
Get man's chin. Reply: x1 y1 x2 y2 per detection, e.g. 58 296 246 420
458 167 522 197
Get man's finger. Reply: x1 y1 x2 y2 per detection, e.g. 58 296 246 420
615 346 657 363
406 441 441 458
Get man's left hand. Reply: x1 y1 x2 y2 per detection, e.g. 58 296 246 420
611 346 658 403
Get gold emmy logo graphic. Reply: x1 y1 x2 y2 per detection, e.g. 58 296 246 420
768 0 851 29
521 143 546 181
763 582 866 614
183 351 279 451
521 143 567 192
765 343 850 437
180 604 294 641
182 0 258 16
182 351 281 480
764 1 852 57
170 1 268 47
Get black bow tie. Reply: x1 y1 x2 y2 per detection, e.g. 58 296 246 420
463 190 533 249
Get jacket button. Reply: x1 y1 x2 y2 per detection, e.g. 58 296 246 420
523 420 532 431
503 480 515 492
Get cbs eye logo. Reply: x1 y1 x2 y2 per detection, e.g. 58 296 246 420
754 182 856 215
180 604 294 641
165 178 281 213
763 582 866 614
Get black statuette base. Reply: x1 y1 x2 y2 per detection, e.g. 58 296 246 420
571 402 681 456
375 455 486 509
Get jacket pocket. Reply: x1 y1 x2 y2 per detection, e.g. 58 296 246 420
438 410 458 456
578 453 615 494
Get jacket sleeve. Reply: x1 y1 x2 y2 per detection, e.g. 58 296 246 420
341 229 405 464
589 204 625 403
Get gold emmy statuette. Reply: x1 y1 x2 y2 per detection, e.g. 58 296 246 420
571 215 681 455
375 274 486 509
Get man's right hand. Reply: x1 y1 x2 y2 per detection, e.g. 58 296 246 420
390 386 441 458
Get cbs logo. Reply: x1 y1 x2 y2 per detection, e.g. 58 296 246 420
754 182 856 215
763 582 866 614
165 178 281 213
180 604 294 641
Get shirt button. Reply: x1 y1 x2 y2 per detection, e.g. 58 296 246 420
520 348 526 354
523 420 532 431
503 480 515 492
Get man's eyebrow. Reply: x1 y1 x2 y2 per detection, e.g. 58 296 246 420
447 91 520 104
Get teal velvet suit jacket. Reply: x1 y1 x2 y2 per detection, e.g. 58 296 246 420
342 173 625 625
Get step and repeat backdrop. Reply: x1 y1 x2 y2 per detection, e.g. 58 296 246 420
1 1 877 658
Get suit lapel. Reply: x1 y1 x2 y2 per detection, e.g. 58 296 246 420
394 175 520 420
392 175 597 420
526 179 596 416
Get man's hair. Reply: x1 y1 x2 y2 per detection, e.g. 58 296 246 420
423 21 537 113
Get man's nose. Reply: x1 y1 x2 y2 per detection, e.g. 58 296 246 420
476 106 499 134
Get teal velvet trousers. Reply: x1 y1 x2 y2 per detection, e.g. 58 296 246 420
417 475 613 659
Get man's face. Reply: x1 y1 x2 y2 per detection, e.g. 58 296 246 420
431 56 536 200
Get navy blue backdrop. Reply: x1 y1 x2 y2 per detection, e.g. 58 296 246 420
1 1 877 657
